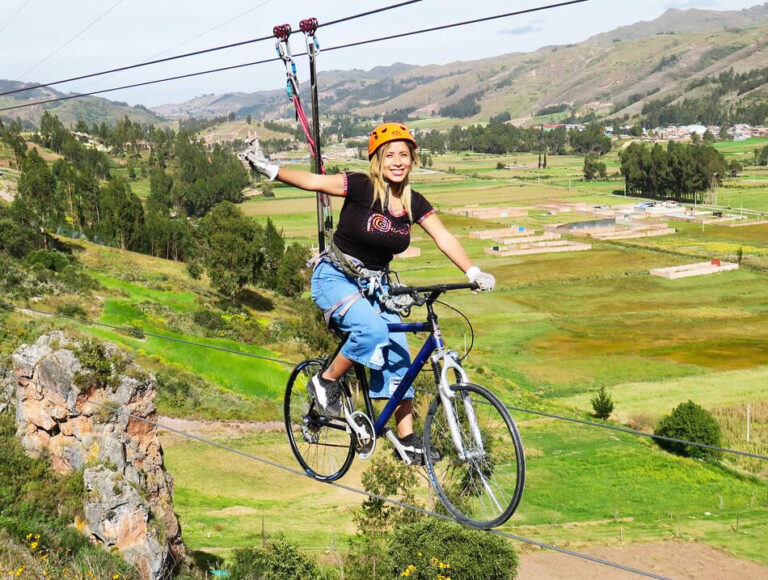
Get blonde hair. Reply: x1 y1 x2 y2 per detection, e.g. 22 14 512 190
368 141 419 222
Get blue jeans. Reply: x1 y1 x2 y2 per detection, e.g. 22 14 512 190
311 260 413 400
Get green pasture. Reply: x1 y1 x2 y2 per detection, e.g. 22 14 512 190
79 275 291 399
161 413 768 563
562 366 768 420
32 149 768 569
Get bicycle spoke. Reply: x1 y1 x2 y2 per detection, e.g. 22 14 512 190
284 360 355 481
424 383 525 529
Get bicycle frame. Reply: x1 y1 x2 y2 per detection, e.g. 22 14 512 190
331 288 482 460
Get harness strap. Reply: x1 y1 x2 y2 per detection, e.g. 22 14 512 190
322 291 363 327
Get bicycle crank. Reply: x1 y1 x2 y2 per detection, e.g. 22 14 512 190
347 411 375 459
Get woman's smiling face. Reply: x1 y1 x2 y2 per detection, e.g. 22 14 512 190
382 140 413 184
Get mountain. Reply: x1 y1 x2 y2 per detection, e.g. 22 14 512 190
2 4 768 129
0 80 165 128
153 3 768 127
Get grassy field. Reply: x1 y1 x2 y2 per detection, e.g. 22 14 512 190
154 148 768 567
10 144 768 571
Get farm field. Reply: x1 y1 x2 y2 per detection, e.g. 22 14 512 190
169 151 768 568
6 144 768 574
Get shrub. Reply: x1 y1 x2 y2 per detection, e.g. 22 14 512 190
590 386 614 420
654 400 723 460
229 536 318 579
56 303 87 319
386 518 518 579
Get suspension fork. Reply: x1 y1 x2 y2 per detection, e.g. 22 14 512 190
433 349 485 460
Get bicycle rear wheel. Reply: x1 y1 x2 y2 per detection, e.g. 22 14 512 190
284 359 355 481
424 383 525 529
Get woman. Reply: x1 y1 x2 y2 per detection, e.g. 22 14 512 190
247 123 494 463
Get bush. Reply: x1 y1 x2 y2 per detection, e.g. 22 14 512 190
386 518 518 579
55 303 88 319
654 400 723 460
229 536 318 579
590 386 614 420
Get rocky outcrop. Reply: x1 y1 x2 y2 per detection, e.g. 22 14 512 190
11 332 185 579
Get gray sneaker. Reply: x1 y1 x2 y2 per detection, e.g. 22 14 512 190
393 433 442 466
308 372 343 418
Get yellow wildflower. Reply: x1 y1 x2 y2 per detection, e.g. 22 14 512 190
113 575 121 579
431 556 439 567
31 541 39 550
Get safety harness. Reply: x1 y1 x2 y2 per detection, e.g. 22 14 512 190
273 20 413 324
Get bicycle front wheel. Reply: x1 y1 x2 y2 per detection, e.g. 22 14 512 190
424 383 525 529
284 359 355 482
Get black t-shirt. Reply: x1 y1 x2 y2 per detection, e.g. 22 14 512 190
333 172 435 270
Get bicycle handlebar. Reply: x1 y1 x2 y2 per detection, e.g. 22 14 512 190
388 282 478 296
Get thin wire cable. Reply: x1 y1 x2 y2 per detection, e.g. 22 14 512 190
0 0 422 98
0 0 33 36
0 366 671 580
0 56 280 113
317 0 422 29
506 404 768 461
321 0 588 55
434 298 474 361
157 0 276 58
14 0 125 81
67 0 277 96
0 0 587 111
0 301 295 367
4 299 766 462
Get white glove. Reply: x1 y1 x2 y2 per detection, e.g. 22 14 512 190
238 138 279 181
466 266 495 292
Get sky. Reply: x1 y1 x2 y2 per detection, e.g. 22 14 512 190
0 0 765 107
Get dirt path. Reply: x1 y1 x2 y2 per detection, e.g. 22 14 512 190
518 541 768 579
157 416 283 441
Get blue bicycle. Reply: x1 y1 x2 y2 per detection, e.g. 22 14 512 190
284 281 525 529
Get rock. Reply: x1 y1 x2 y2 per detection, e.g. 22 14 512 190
10 333 186 579
84 465 167 580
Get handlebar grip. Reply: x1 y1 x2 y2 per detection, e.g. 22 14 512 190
388 282 478 295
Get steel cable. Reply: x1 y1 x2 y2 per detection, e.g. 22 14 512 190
3 299 766 462
0 0 587 112
0 366 671 579
0 0 423 98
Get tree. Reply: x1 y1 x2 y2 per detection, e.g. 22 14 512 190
654 400 722 460
590 386 614 419
195 202 264 301
583 154 606 181
98 177 145 251
52 159 79 229
17 148 60 241
246 114 252 125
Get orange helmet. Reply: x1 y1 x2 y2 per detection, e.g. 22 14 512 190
368 123 417 159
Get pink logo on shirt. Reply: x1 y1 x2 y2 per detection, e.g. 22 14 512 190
367 213 409 236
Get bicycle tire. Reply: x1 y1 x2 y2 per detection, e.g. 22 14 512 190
424 383 525 529
284 359 355 481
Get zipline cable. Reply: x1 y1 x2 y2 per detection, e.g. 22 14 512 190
0 366 671 580
3 299 766 462
65 0 278 96
321 0 588 55
0 0 587 112
0 0 33 36
14 0 126 81
0 0 423 98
